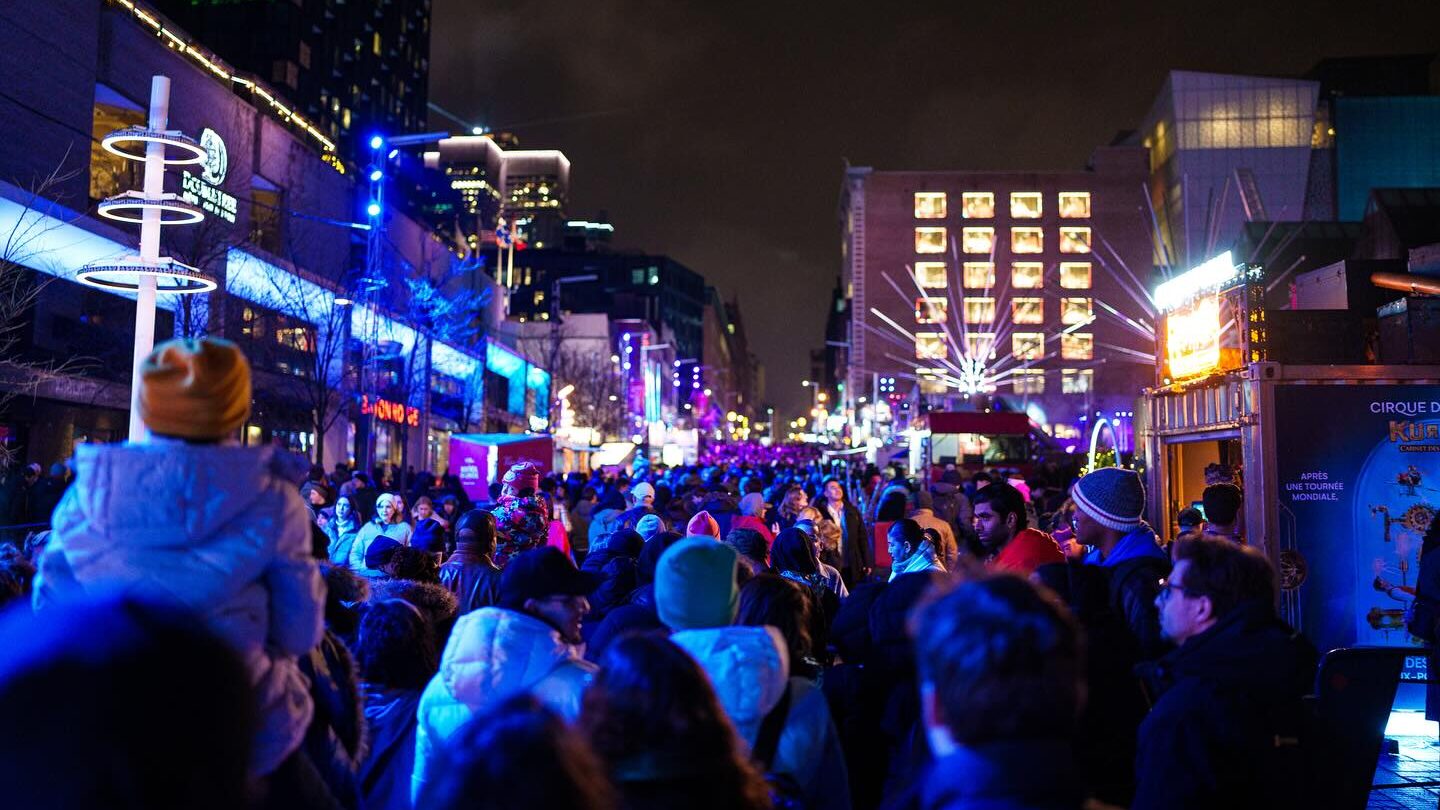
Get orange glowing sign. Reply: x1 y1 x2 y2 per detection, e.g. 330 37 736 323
361 395 420 427
1165 295 1222 379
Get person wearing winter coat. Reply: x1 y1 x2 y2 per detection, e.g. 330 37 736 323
888 519 946 581
580 530 643 642
1133 537 1315 810
971 482 1065 575
819 476 872 585
910 491 960 573
438 509 503 614
1072 467 1171 659
731 492 774 545
412 547 599 804
656 537 852 810
326 495 364 567
32 337 325 777
351 493 413 578
914 575 1086 810
356 598 440 810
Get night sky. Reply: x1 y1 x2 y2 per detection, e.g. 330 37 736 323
429 0 1440 418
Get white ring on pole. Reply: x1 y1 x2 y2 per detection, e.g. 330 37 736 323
77 256 216 294
100 127 207 164
97 193 205 225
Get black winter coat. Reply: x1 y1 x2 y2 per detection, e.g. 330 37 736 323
1132 601 1316 810
437 549 502 616
819 499 872 580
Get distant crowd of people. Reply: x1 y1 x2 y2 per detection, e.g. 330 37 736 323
0 336 1365 810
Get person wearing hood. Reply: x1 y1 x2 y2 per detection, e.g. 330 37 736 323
657 537 852 810
412 546 599 803
588 489 628 550
438 510 503 614
887 519 945 581
356 598 439 810
584 531 684 662
32 338 324 778
1073 467 1171 658
915 575 1086 810
772 527 841 639
1133 538 1315 810
909 489 960 571
326 494 364 567
580 530 644 642
351 493 413 578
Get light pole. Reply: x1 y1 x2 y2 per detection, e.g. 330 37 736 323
77 75 214 442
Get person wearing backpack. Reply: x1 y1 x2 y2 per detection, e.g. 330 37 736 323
1071 467 1171 660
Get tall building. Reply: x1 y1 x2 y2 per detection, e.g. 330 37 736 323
150 0 433 158
423 135 571 254
1136 71 1325 270
839 147 1155 441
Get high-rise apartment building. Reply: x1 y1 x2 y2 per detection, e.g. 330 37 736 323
151 0 432 158
424 135 571 253
839 148 1155 439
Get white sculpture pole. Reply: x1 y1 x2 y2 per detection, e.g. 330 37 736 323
128 75 169 442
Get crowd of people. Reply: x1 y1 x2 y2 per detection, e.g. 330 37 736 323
0 337 1334 809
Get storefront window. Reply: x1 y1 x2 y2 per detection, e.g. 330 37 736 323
1011 262 1044 289
1059 192 1091 218
963 297 996 324
962 227 994 254
915 261 948 289
914 192 947 219
1012 370 1045 393
1011 227 1044 254
1060 227 1092 253
1061 369 1093 393
916 332 948 360
1059 262 1092 289
962 192 994 219
915 227 947 253
962 262 995 288
90 90 144 205
1010 192 1043 219
1012 297 1044 324
915 297 947 324
1012 332 1044 360
1061 297 1093 325
1061 333 1094 360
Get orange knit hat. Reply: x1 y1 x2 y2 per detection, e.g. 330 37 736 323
139 337 252 440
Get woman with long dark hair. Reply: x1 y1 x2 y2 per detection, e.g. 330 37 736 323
581 634 773 810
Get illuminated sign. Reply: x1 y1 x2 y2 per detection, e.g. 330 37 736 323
1154 250 1238 312
180 127 238 223
361 395 419 427
1165 295 1222 379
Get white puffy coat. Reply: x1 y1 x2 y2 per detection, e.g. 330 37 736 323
34 440 325 776
411 607 596 804
672 625 852 810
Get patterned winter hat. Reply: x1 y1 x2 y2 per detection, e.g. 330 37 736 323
1072 467 1146 532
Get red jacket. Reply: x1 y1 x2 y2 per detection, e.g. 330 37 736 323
992 528 1064 574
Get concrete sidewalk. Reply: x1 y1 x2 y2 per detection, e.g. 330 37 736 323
1370 713 1440 809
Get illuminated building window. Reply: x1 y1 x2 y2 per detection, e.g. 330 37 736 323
918 369 949 394
915 261 948 289
1059 192 1091 218
914 192 947 219
1062 369 1094 394
1059 262 1092 289
915 297 948 324
1059 227 1092 253
964 333 995 359
962 262 995 288
1012 297 1044 324
1011 227 1044 254
1010 192 1043 219
1011 262 1044 289
1061 297 1093 325
962 192 994 219
1012 370 1045 394
963 297 996 324
1061 333 1094 360
962 227 994 254
1012 332 1044 361
916 333 949 360
915 227 947 254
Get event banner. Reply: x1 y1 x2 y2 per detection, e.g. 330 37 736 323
1273 384 1440 670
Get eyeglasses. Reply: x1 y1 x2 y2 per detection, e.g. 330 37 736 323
1157 578 1192 602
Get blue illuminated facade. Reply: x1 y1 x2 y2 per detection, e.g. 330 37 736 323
1335 96 1440 221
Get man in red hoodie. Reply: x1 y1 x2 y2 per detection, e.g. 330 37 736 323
971 481 1063 574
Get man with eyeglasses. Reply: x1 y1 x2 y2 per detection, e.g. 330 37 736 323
411 547 599 801
1132 537 1316 810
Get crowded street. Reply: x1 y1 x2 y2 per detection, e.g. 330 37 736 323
4 1 1440 809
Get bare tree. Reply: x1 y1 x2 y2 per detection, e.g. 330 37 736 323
545 345 627 443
